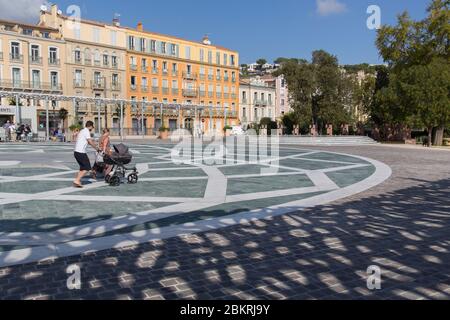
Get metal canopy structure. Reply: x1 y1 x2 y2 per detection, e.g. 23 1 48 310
0 90 231 141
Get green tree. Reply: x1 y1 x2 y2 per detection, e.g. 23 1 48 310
375 0 450 145
58 108 69 133
256 58 267 70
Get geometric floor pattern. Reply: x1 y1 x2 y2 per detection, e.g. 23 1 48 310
0 142 391 267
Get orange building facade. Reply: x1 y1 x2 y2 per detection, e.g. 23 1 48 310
125 23 239 136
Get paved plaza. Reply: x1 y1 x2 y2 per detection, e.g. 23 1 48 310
0 141 449 300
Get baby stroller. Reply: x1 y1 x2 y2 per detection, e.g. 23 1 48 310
104 143 138 187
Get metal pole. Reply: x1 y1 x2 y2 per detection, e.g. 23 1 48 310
97 101 101 135
178 105 181 130
72 97 77 126
141 101 145 139
120 101 124 141
45 97 49 141
209 105 213 133
15 94 20 125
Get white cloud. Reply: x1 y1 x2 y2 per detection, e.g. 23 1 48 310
316 0 347 16
0 0 49 23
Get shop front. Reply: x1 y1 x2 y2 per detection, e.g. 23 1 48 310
0 106 16 127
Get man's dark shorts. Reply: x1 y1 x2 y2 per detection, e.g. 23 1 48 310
74 152 92 171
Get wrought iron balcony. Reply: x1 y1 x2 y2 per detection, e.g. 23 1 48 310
208 75 214 81
162 87 169 95
30 56 43 65
91 79 106 90
130 84 137 91
111 83 121 91
141 66 148 73
141 85 148 93
199 90 206 97
224 76 229 82
216 92 222 99
10 54 23 63
172 70 179 77
182 89 198 97
130 64 138 71
172 88 179 95
199 74 206 80
162 69 169 76
74 57 82 64
152 86 159 94
182 72 197 80
0 79 62 91
73 79 86 88
48 58 60 66
112 62 119 69
152 68 159 74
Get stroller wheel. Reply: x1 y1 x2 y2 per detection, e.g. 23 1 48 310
127 173 138 184
109 175 121 187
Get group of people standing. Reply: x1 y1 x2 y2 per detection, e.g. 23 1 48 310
2 120 32 142
73 121 113 188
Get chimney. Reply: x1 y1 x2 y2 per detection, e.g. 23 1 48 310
202 34 211 45
113 13 121 27
51 4 58 17
137 22 143 32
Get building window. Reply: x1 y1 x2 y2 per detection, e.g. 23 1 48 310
161 42 167 54
110 31 117 46
200 49 204 62
93 28 100 43
223 53 228 66
231 55 235 66
151 40 156 52
49 47 58 64
112 55 118 67
216 52 220 65
128 36 135 50
74 49 81 63
171 44 176 55
140 38 146 52
30 45 40 62
112 73 119 86
50 71 58 88
103 54 109 66
185 46 191 60
11 42 20 59
208 51 212 64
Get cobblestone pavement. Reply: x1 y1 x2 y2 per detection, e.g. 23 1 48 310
0 144 449 300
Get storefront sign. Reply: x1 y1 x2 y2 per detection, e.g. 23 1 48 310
0 106 16 115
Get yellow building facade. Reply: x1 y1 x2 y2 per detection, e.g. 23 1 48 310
125 23 240 135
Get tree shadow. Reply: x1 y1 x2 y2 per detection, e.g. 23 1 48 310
0 178 449 300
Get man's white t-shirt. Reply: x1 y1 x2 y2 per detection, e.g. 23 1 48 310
74 128 92 154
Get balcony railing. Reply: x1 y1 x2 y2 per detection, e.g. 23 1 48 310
91 80 106 90
208 75 214 80
84 58 92 65
30 56 43 65
231 93 237 99
152 86 159 94
10 54 23 63
172 88 179 95
48 58 60 66
152 68 159 74
216 75 221 81
199 74 206 80
223 93 229 99
162 87 169 95
182 72 197 80
162 69 169 76
73 79 86 88
208 91 214 98
172 70 179 77
141 66 148 73
232 78 237 83
216 92 222 99
130 64 138 71
224 76 229 82
111 83 121 91
112 62 119 69
130 84 137 91
199 90 206 97
0 79 62 91
182 89 198 97
141 85 148 93
74 57 82 64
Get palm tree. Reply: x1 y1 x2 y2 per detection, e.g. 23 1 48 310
58 108 69 133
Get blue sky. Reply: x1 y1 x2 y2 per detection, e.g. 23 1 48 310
0 0 432 65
